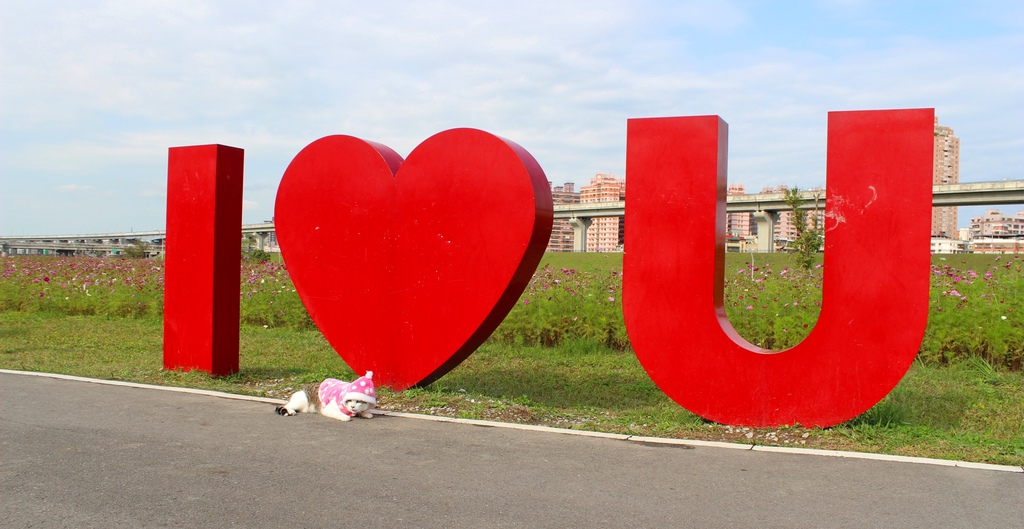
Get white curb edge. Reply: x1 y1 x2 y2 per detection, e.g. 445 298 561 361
0 369 285 405
4 369 1021 474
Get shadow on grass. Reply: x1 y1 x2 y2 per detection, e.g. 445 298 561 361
422 340 672 412
429 365 668 411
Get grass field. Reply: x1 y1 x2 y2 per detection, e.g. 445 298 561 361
1 251 1022 466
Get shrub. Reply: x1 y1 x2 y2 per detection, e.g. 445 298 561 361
493 263 628 349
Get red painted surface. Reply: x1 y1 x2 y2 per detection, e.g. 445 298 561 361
274 129 553 390
623 110 934 427
163 145 244 376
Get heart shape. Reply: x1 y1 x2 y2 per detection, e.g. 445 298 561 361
274 129 553 390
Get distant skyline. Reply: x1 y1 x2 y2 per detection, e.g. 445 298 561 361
2 1 1022 235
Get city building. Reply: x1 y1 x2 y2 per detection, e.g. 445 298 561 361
760 185 794 244
931 237 967 253
759 184 825 250
579 173 625 252
932 117 960 237
970 238 1024 254
969 209 1024 239
547 182 580 252
726 184 754 237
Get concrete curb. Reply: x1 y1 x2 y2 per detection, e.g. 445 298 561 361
0 369 285 405
4 368 1021 474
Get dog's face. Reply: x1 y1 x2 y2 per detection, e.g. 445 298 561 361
344 399 372 415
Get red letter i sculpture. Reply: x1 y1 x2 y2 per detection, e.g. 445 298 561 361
163 145 245 376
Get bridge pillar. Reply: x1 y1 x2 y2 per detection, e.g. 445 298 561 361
753 211 778 253
569 217 592 252
256 232 268 251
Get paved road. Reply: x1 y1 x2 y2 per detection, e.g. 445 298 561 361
2 372 1022 528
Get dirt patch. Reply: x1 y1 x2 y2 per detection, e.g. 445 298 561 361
377 396 846 450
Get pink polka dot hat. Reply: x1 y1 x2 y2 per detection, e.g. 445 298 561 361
344 371 377 405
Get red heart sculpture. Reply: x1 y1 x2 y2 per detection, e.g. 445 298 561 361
274 129 553 390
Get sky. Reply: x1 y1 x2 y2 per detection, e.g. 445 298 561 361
1 0 1022 236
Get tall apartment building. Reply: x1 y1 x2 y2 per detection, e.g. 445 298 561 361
727 183 754 237
547 182 580 252
580 173 625 252
932 117 960 237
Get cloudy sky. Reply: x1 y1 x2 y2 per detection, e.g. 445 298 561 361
2 0 1022 236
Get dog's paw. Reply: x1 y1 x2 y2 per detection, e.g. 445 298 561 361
275 406 297 416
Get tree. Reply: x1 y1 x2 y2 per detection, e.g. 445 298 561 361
124 240 150 259
241 234 272 262
783 187 823 270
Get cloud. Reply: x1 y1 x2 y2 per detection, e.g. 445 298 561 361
57 184 96 194
1 0 1022 234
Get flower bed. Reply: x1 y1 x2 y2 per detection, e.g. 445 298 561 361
2 253 1021 369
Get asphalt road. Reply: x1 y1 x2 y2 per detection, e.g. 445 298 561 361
2 371 1021 528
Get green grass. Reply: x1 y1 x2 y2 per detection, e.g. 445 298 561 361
540 251 626 273
5 252 1022 367
2 310 1021 466
0 311 346 396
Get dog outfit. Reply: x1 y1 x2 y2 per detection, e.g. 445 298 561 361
318 372 376 417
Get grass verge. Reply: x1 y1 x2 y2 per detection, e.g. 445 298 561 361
2 311 1021 466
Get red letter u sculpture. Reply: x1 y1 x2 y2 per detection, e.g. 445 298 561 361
623 109 934 427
